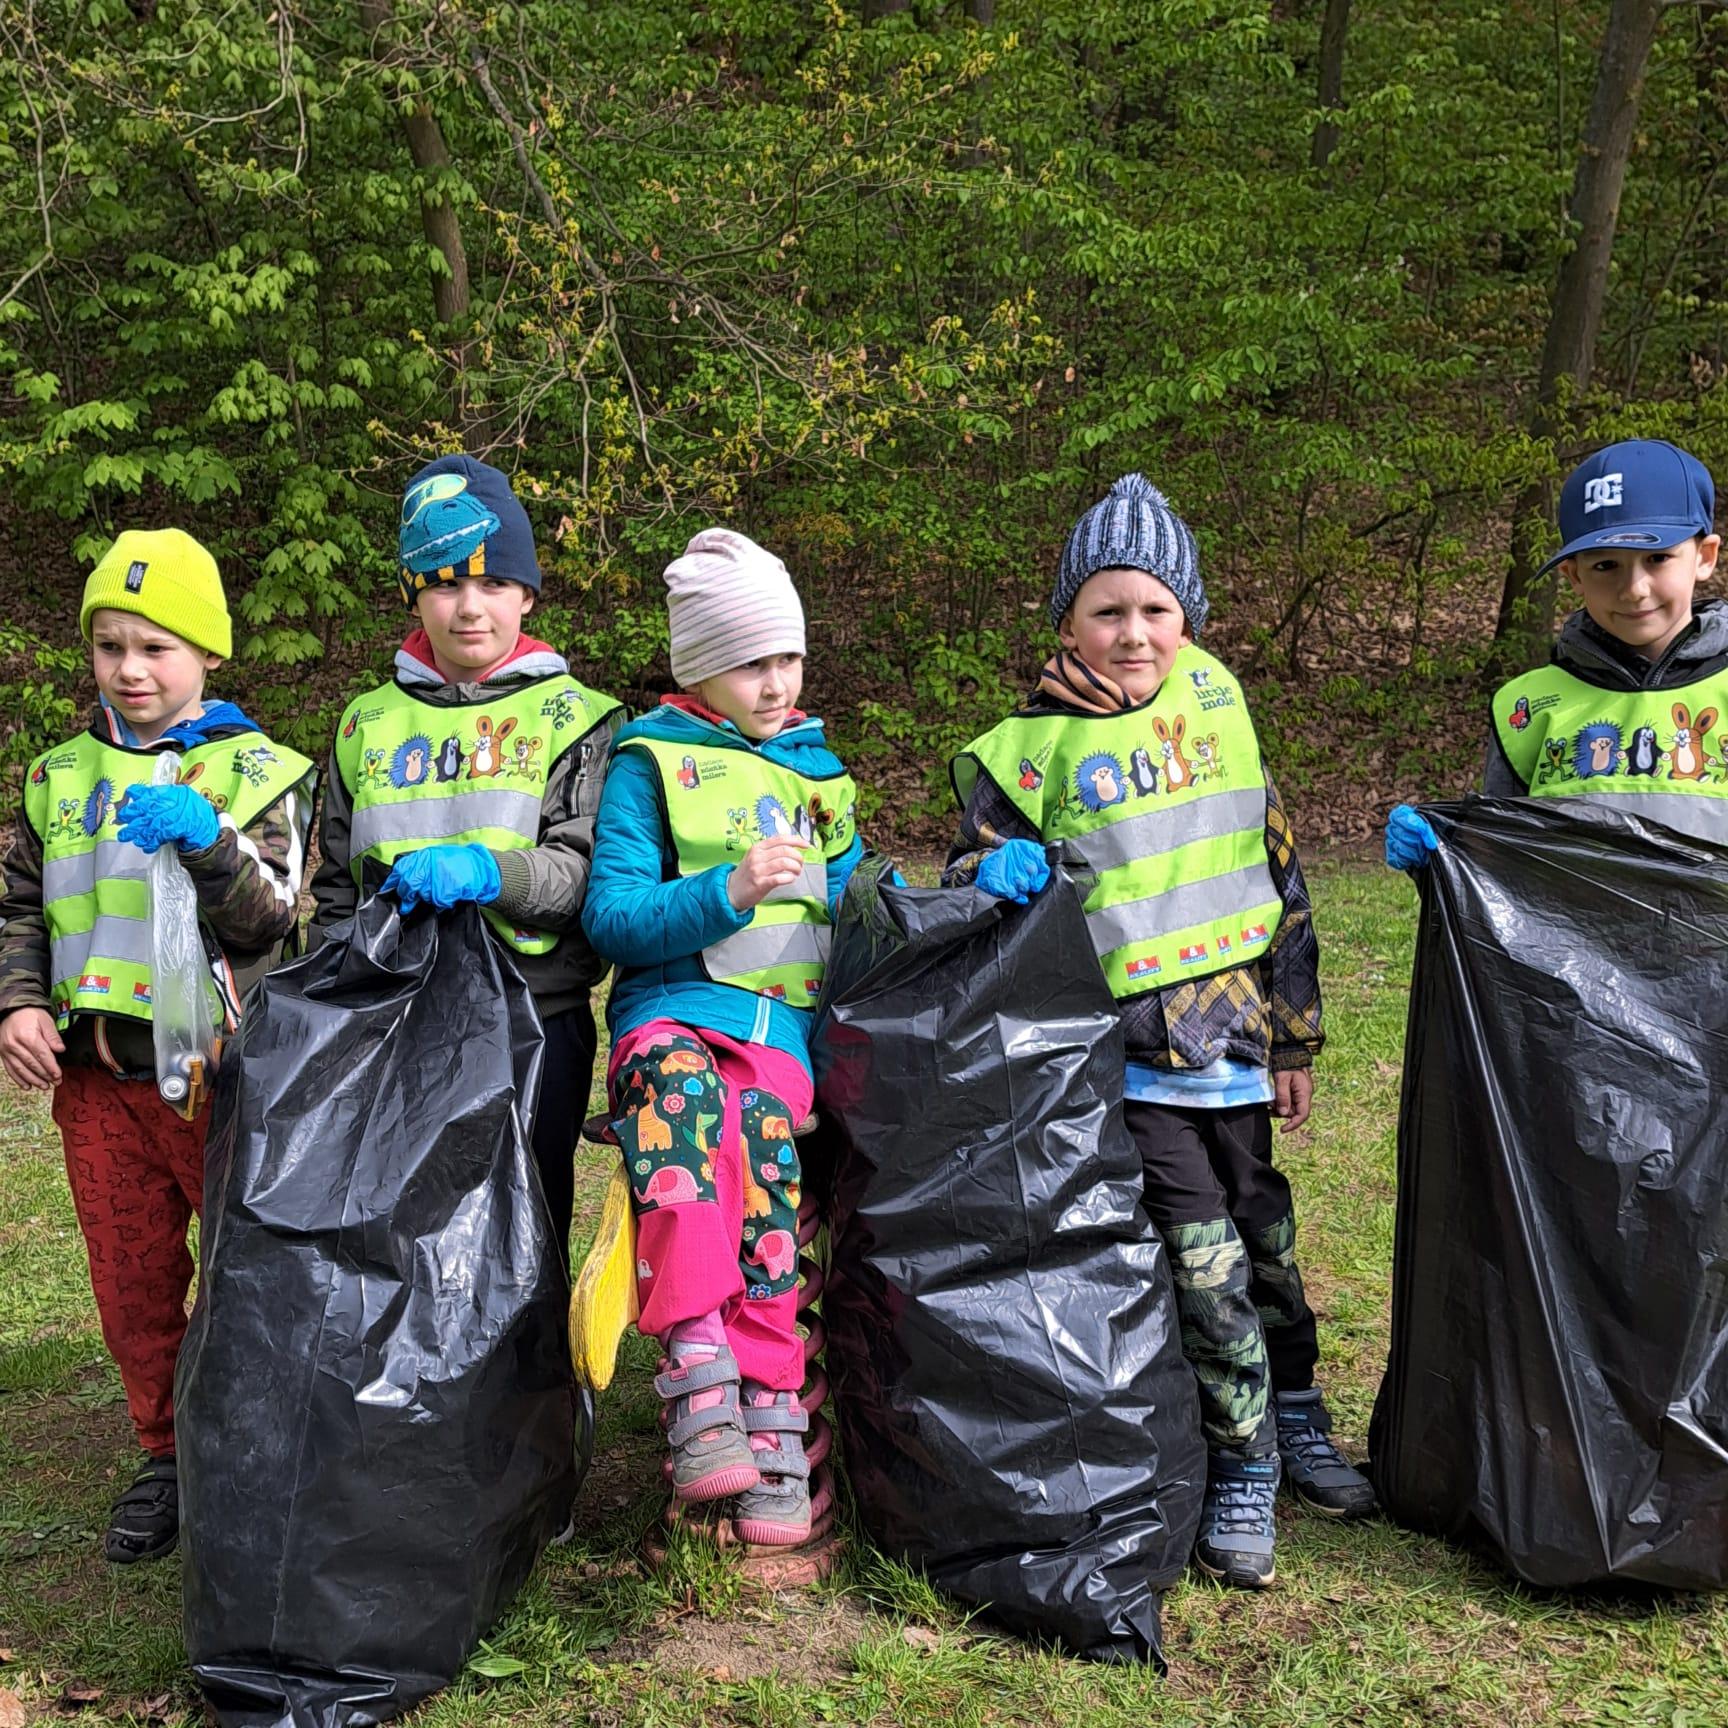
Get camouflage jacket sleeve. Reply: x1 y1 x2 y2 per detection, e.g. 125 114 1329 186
489 707 624 933
308 739 357 944
181 770 317 958
0 809 53 1015
1260 773 1324 1070
941 765 1041 886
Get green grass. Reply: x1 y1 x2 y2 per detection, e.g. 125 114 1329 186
3 864 1726 1726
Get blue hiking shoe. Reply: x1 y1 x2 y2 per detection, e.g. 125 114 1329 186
1274 1389 1378 1520
1194 1448 1280 1589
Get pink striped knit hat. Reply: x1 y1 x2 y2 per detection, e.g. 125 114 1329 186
664 527 807 688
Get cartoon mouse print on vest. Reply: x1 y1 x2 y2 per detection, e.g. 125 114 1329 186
1152 715 1193 791
468 715 518 779
1669 703 1717 781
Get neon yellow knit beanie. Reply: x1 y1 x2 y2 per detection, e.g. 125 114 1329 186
79 529 232 659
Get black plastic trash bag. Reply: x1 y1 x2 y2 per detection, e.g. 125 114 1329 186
814 858 1205 1665
1370 796 1728 1590
178 898 583 1727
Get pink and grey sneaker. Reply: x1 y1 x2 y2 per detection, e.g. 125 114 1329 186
732 1386 812 1547
654 1344 761 1502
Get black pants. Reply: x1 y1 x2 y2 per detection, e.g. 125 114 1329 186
530 1004 599 1277
1124 1098 1319 1396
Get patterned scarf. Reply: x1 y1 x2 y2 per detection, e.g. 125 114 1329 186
1031 651 1139 715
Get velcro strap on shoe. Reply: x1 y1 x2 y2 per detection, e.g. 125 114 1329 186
749 1445 812 1482
652 1353 741 1402
666 1404 748 1449
742 1400 809 1438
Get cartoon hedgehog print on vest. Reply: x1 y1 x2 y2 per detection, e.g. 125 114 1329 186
1572 721 1622 780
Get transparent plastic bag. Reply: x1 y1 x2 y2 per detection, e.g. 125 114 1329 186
148 751 218 1112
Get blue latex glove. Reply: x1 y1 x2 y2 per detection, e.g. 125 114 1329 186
1385 804 1439 871
977 838 1051 904
381 843 503 914
117 783 220 855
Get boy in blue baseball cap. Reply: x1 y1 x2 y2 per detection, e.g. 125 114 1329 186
1388 439 1723 862
310 455 625 1267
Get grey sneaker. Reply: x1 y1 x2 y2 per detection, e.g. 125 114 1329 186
1194 1448 1280 1589
1274 1389 1378 1520
654 1345 761 1503
731 1386 812 1547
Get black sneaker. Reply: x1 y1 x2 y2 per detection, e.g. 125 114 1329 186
104 1452 179 1564
1193 1448 1280 1589
1274 1389 1378 1519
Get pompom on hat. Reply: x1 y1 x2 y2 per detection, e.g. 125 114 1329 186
1052 473 1208 635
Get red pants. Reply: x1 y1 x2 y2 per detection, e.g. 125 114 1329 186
52 1064 206 1457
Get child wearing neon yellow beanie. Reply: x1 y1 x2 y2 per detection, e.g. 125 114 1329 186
0 527 316 1565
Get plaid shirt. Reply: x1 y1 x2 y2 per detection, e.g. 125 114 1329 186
945 707 1323 1073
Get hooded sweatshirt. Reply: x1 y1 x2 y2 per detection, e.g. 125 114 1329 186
581 698 865 1075
0 698 314 1076
1484 598 1728 796
309 630 623 1018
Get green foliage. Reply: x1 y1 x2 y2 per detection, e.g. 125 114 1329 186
0 0 1724 790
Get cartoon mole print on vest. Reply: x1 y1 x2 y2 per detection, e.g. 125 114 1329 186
676 755 701 790
1624 725 1661 777
1128 746 1160 797
468 715 517 779
434 735 465 781
1669 703 1717 781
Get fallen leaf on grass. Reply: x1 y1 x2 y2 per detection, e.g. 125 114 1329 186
141 1695 172 1722
0 1655 13 1666
708 1666 732 1683
57 1686 102 1709
902 1626 940 1652
0 1686 26 1728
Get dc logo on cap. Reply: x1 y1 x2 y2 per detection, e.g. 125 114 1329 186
125 560 147 592
1583 474 1623 514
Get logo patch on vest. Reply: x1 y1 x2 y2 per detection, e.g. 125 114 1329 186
125 560 147 593
1179 942 1208 965
1126 954 1162 980
77 973 111 996
132 982 152 1006
1242 924 1270 946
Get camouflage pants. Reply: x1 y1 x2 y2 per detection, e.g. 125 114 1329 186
1126 1099 1321 1450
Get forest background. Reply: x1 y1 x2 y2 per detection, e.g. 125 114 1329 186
2 0 1724 853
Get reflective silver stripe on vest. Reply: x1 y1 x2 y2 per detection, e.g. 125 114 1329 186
50 913 154 981
1063 787 1269 875
761 860 829 906
42 839 150 906
706 919 832 978
349 787 545 855
1086 862 1280 959
1563 790 1728 845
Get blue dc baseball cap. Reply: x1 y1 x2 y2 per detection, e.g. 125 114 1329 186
1540 439 1716 576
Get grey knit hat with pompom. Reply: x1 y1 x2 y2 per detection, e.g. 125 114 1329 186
1051 472 1207 634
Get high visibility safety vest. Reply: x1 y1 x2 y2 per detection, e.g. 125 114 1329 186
622 736 857 1010
335 675 621 955
953 646 1283 1000
23 729 316 1029
1492 664 1728 843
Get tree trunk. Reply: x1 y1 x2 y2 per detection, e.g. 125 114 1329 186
1309 0 1351 169
358 0 472 429
1490 0 1667 673
863 0 908 19
964 0 994 23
